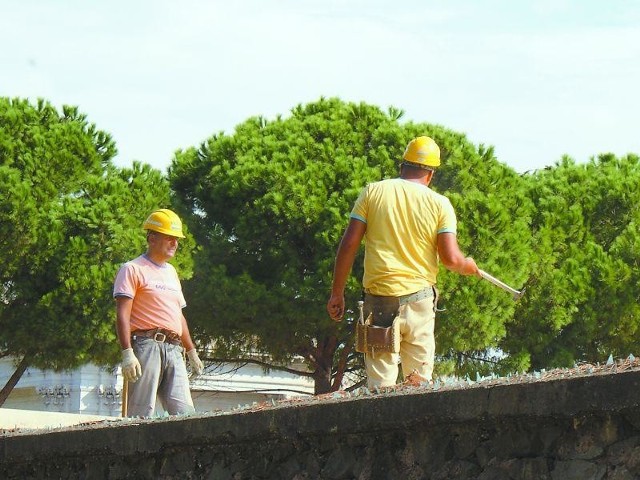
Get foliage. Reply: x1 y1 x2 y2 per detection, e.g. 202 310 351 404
501 154 640 371
0 98 193 374
170 97 533 391
4 95 637 395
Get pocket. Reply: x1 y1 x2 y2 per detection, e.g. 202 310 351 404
131 336 150 354
171 344 186 363
355 312 401 354
365 324 394 347
364 294 400 327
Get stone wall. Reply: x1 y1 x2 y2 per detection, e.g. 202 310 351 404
1 369 640 479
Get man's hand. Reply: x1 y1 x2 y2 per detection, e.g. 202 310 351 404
463 257 482 277
186 349 204 376
327 293 345 322
121 348 142 383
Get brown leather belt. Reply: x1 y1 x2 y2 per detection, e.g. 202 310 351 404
132 328 181 346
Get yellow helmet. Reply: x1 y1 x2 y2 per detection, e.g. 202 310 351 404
142 209 186 238
402 136 441 168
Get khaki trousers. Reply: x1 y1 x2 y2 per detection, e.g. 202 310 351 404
365 295 436 388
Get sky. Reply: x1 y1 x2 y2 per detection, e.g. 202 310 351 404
2 0 639 174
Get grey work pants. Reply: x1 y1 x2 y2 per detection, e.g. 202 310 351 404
126 336 195 418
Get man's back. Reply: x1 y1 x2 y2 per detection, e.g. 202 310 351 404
327 136 480 388
351 178 456 296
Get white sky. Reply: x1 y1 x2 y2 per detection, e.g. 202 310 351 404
2 0 639 174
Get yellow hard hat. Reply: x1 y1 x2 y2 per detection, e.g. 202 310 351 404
142 209 186 238
402 136 441 168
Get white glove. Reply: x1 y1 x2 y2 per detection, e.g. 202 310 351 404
186 349 204 376
121 348 142 383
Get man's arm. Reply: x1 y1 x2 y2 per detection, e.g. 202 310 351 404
181 314 204 375
437 232 481 277
115 296 134 349
327 218 367 321
179 314 196 351
115 296 142 382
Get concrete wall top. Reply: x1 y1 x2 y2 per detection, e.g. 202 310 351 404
2 364 639 464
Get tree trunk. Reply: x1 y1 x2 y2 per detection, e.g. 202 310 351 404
0 355 29 407
312 363 333 395
311 335 340 395
330 341 353 391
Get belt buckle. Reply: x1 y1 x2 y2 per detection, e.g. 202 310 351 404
153 332 167 343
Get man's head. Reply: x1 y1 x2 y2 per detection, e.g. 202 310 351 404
142 209 185 239
402 136 440 170
143 209 185 261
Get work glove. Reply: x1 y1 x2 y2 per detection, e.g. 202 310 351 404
121 348 142 383
186 349 204 376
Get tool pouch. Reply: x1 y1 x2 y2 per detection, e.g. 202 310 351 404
355 294 401 354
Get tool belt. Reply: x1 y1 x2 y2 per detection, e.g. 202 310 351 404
355 287 434 355
132 328 182 346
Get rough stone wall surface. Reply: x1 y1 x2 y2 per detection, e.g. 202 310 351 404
1 368 640 479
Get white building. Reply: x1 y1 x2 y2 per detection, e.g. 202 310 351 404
0 356 315 418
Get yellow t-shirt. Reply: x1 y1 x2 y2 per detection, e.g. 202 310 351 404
351 178 457 296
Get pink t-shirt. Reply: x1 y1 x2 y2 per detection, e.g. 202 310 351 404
113 254 186 335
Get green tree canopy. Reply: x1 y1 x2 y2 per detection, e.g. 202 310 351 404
501 154 640 371
0 98 195 404
170 97 533 392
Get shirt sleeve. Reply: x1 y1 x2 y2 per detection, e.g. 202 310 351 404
113 263 137 299
172 267 187 309
437 197 457 234
349 185 369 223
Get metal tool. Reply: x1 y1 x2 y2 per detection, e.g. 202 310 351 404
121 380 128 417
479 270 524 300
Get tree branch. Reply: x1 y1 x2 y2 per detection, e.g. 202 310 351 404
0 354 29 407
201 356 314 378
331 343 353 390
193 387 313 397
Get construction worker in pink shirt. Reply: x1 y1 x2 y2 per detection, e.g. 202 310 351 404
114 208 203 417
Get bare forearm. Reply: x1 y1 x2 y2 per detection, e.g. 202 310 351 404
116 323 131 349
331 223 365 294
327 219 366 321
331 244 358 294
115 297 133 350
443 255 478 275
180 314 196 351
438 232 480 277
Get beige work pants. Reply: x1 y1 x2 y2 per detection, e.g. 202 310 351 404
364 295 436 388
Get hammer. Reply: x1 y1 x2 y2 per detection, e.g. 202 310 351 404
479 270 524 300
